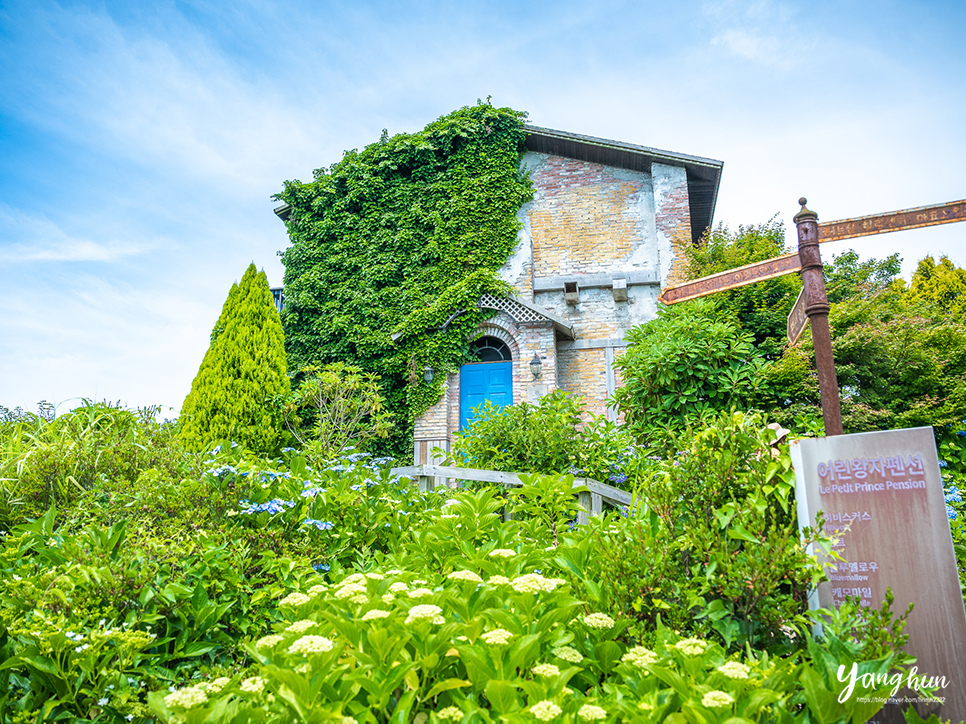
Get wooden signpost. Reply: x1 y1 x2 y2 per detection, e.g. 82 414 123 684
660 197 966 722
659 197 966 436
792 429 966 723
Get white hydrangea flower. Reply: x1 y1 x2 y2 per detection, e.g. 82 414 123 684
365 572 384 580
239 676 265 694
342 573 367 585
578 704 607 721
279 592 310 607
718 661 751 679
361 609 391 621
295 663 311 673
405 604 443 625
674 638 708 656
256 634 284 649
408 587 434 598
350 594 369 604
481 628 514 645
307 585 327 596
339 717 357 724
530 700 563 721
288 635 335 655
583 613 615 630
389 582 408 593
531 663 560 677
488 549 516 558
432 615 446 625
205 677 231 693
510 573 559 594
164 686 208 709
438 706 463 721
382 594 395 604
552 646 582 663
335 583 368 599
447 570 483 583
702 690 734 708
285 620 316 633
621 646 658 669
488 575 510 586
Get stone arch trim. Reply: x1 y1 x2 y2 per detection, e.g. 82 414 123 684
472 316 522 361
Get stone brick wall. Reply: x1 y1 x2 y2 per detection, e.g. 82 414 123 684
415 150 696 459
653 163 693 288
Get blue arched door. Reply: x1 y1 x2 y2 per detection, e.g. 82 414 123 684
460 361 513 429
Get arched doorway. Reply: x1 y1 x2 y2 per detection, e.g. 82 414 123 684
460 336 513 429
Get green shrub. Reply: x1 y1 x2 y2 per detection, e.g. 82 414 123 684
179 263 290 455
557 411 824 652
611 302 766 442
449 390 638 486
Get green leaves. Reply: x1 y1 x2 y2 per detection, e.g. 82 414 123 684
179 263 290 455
276 102 533 453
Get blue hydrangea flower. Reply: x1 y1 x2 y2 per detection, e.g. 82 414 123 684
240 498 296 515
947 504 958 520
945 487 963 504
312 562 330 572
303 519 334 531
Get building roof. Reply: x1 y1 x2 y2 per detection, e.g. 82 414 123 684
524 125 723 244
275 124 724 242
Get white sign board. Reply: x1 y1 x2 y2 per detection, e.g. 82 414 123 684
791 428 966 722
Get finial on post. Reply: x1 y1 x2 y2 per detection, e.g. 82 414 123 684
794 196 817 223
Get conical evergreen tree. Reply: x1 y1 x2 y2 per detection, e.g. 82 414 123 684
179 264 290 453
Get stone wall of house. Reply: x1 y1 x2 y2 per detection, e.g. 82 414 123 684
415 151 694 458
653 162 693 288
412 311 556 462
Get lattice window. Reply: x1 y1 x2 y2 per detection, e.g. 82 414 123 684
479 293 544 323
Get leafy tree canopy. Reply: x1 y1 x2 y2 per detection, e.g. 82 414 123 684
622 220 966 446
275 101 532 455
179 263 290 453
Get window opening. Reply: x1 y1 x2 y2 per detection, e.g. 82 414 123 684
471 336 512 362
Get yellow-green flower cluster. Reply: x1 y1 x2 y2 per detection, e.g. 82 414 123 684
674 638 708 656
164 686 208 710
438 706 463 721
256 634 284 649
702 690 734 708
578 704 607 721
621 645 658 669
447 570 483 583
718 661 751 679
552 646 582 663
287 635 334 655
405 604 443 625
532 663 560 677
285 620 316 633
583 613 615 629
489 549 516 558
510 573 562 594
239 676 265 694
361 609 391 621
481 628 514 645
530 700 563 721
279 592 310 607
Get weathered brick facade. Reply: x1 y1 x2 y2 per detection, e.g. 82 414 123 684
412 126 722 460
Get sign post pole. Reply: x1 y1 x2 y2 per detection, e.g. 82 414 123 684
794 198 843 436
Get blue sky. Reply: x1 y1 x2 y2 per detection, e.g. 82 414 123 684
1 0 964 415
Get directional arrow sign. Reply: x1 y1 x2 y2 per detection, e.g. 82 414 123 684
787 287 808 345
658 253 801 305
818 199 966 243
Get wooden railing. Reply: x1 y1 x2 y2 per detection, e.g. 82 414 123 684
389 464 633 525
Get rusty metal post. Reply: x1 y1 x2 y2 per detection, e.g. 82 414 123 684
795 198 843 436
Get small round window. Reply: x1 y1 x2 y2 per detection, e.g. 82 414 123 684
471 336 511 362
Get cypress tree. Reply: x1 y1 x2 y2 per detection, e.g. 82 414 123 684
179 264 290 453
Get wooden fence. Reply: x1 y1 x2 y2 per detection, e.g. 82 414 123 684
389 464 633 525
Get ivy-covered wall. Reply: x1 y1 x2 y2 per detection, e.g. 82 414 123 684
275 102 533 456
